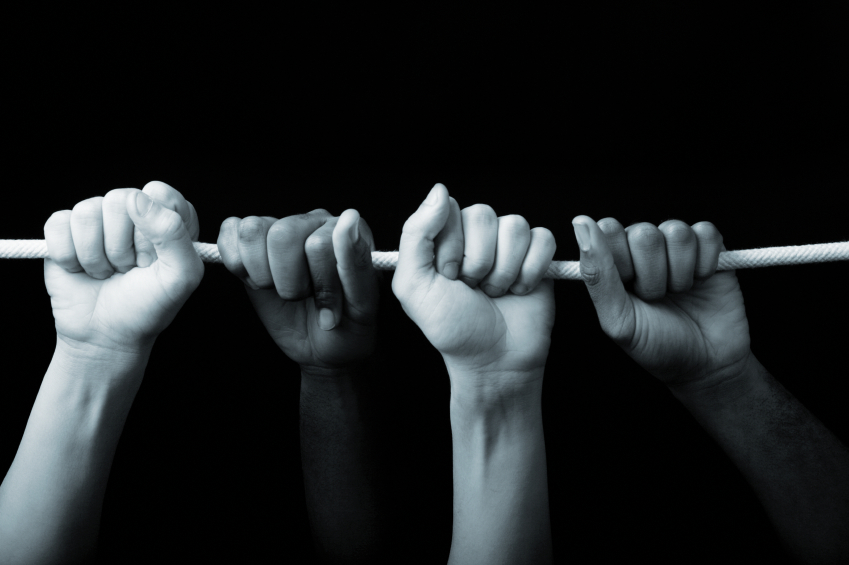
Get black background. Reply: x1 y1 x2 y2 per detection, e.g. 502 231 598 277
1 4 847 564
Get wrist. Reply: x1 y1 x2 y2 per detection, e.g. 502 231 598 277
668 350 762 410
447 365 545 412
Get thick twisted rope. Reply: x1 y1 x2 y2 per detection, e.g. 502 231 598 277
0 239 847 280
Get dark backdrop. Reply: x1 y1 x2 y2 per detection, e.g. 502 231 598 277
1 4 847 564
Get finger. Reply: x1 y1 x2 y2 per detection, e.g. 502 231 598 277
44 210 83 273
217 217 249 281
625 222 667 302
509 227 556 295
597 217 634 283
332 209 379 326
305 218 343 331
691 221 724 280
458 203 498 288
126 190 204 296
238 216 275 290
267 209 334 301
393 183 451 301
69 197 114 279
187 201 201 242
102 188 137 273
572 215 635 346
433 196 464 280
479 214 531 297
658 220 698 293
134 181 196 267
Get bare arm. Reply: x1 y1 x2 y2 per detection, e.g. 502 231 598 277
0 340 148 564
448 376 552 565
572 214 849 564
0 182 203 564
670 353 849 563
299 367 385 564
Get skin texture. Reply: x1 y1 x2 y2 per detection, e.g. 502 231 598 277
392 183 556 565
572 215 849 564
217 208 386 564
0 182 202 565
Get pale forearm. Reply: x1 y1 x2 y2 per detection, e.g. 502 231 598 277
670 353 849 564
299 366 384 564
0 337 149 565
448 377 553 565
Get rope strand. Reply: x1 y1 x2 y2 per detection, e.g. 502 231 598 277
0 239 847 280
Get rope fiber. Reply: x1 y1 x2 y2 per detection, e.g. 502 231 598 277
1 239 847 280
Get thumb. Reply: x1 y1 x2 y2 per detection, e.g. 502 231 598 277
127 190 204 295
394 183 451 291
572 215 635 346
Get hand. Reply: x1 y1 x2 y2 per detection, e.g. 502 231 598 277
217 208 379 373
43 181 204 354
391 184 557 396
571 215 751 390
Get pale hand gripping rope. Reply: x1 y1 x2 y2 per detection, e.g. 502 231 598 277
1 240 848 280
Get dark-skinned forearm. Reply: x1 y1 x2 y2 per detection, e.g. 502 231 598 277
670 353 849 564
299 364 387 564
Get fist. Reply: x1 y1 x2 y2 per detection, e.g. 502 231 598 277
572 215 751 388
217 208 379 373
392 183 557 393
43 181 204 353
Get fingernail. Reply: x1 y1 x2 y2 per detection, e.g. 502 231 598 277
443 262 459 280
349 220 359 245
135 192 153 216
424 184 440 206
318 308 336 331
136 251 152 268
483 284 502 296
572 221 591 253
511 283 527 295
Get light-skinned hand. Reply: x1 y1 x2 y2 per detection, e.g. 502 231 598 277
392 183 557 399
43 181 204 356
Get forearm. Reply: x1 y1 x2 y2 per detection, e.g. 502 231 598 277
299 365 384 564
0 336 149 565
447 373 553 565
670 352 849 564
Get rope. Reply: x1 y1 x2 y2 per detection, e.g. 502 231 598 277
0 239 847 280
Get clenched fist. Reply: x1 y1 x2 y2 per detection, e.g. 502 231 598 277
43 181 204 355
391 183 557 399
572 215 751 390
217 208 379 373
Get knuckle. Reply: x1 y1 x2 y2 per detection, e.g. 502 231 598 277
142 180 174 199
277 285 311 301
71 197 104 224
268 219 294 241
45 210 71 231
160 209 185 239
692 221 723 242
598 217 625 234
659 220 694 244
629 223 663 247
500 214 530 232
298 208 330 221
464 203 497 224
580 261 606 287
238 216 267 242
531 226 556 249
312 288 337 307
304 233 333 256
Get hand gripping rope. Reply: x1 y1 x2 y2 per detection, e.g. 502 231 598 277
0 240 848 280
